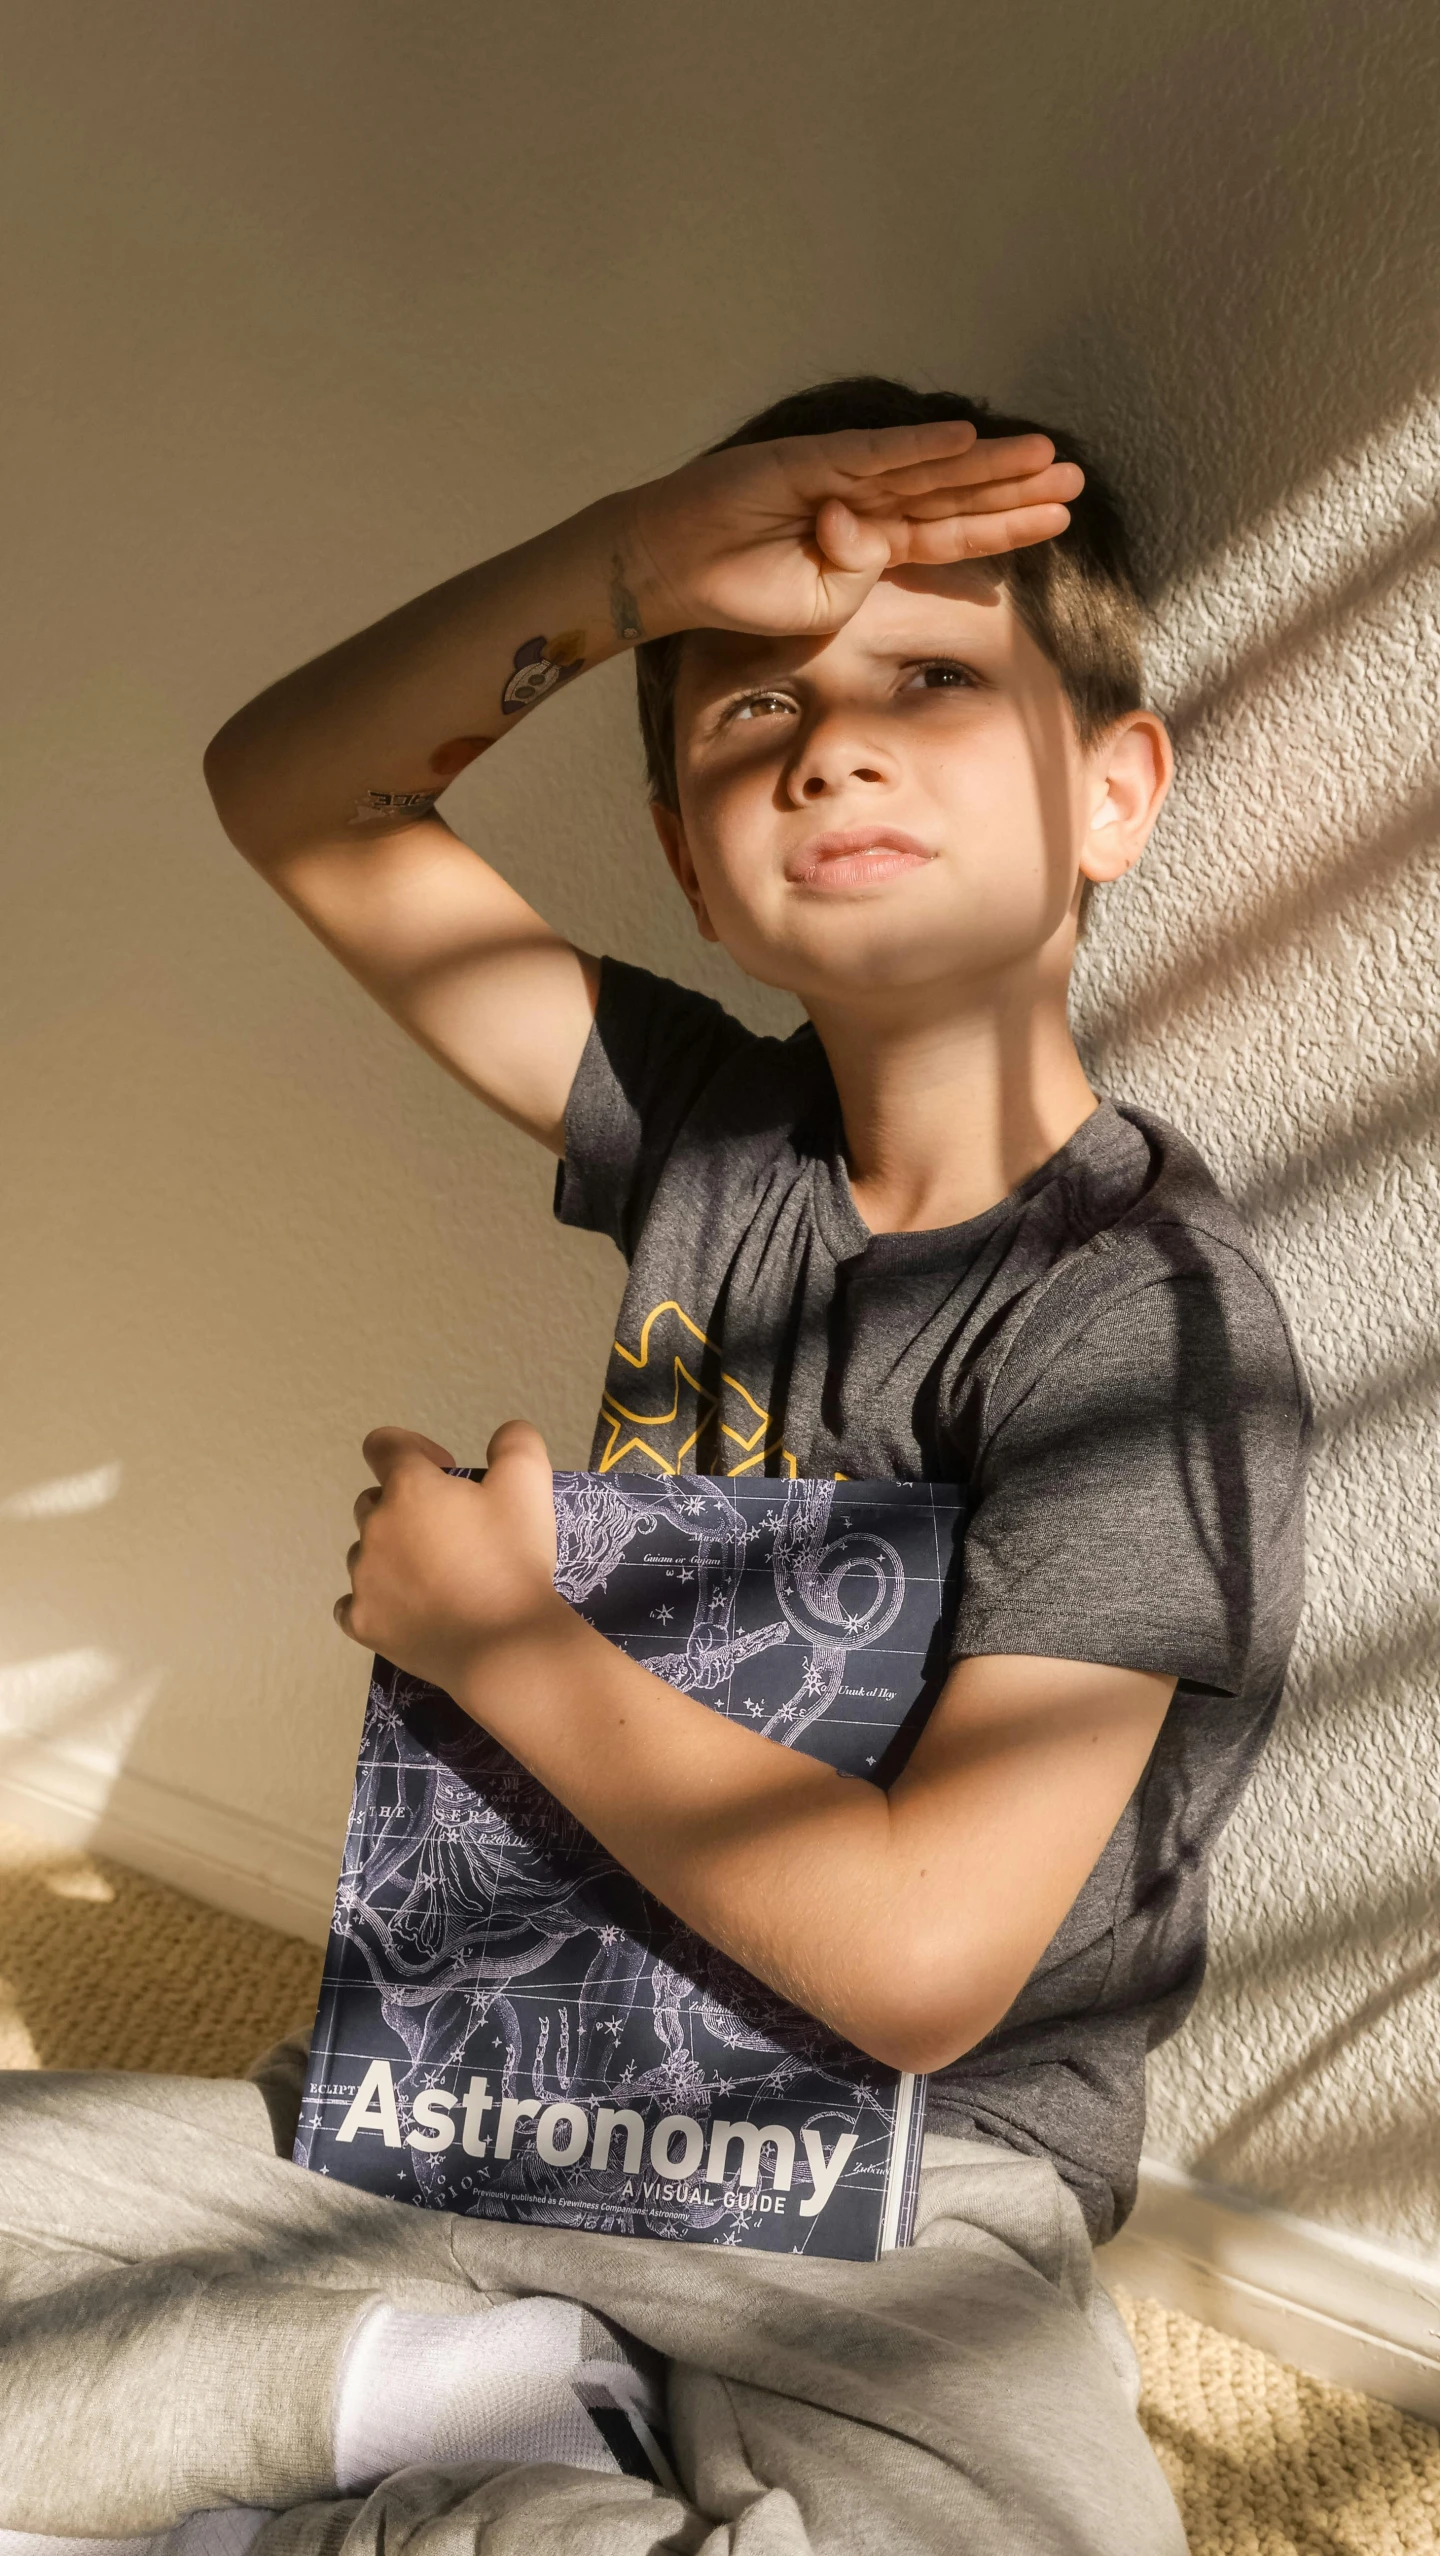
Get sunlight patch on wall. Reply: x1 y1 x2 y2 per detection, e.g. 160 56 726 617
0 1649 164 1773
1149 382 1440 713
0 1461 124 1520
1076 383 1440 1056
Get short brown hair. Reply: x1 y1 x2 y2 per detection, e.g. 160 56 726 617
635 375 1145 811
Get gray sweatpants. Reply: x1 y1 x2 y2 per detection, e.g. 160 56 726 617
0 2062 1185 2554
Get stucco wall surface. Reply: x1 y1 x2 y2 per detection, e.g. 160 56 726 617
3 2 1436 2255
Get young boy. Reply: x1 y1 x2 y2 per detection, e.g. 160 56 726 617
0 382 1306 2552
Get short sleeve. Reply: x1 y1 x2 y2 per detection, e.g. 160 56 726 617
554 957 755 1261
952 1263 1311 1695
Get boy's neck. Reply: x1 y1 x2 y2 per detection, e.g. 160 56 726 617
805 969 1099 1237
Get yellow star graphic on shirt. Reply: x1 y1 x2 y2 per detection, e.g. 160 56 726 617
597 1300 798 1478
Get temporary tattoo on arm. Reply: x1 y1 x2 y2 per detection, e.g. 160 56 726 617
608 553 644 645
500 631 586 714
429 734 495 779
351 787 441 826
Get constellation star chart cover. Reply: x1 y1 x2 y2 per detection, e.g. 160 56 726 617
295 1473 962 2261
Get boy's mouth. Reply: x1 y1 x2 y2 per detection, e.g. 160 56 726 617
784 827 936 891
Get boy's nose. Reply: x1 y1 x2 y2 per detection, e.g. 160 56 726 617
800 761 886 798
787 716 897 803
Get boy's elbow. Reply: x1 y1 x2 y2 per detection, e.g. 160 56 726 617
837 1939 1019 2076
857 2018 984 2077
203 714 282 864
203 719 245 836
843 1984 1000 2079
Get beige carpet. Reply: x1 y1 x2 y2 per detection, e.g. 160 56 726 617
2 1821 1436 2553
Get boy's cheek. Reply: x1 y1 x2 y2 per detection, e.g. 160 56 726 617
681 797 791 927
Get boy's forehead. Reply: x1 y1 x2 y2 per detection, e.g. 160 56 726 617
681 562 1013 685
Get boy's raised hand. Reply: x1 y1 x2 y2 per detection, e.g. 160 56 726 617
624 422 1084 642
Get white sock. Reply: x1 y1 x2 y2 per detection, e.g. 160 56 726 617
332 2295 672 2494
0 2309 670 2553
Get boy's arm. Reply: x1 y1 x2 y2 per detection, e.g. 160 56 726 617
202 500 637 1149
338 1425 1173 2076
469 1622 1172 2077
203 424 1080 1149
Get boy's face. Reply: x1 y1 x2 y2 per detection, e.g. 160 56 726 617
655 565 1169 1014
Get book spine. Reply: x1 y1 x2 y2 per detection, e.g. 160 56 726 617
878 2070 928 2253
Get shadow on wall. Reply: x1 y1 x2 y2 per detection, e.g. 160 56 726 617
1031 5 1440 2246
1068 373 1439 2240
1009 6 1440 578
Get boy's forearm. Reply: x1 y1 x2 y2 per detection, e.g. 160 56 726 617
451 1608 979 2074
339 1423 1175 2078
204 491 654 864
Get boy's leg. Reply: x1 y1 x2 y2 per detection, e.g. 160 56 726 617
0 2068 669 2538
0 2070 1184 2554
0 2068 492 2530
439 2133 1181 2556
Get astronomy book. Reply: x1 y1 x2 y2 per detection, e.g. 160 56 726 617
294 1471 962 2262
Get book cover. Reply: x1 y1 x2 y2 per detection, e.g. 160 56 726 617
295 1472 962 2261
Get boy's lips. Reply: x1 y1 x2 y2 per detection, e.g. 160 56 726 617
784 827 936 890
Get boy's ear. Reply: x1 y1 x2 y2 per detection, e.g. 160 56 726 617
649 801 720 943
1078 711 1174 886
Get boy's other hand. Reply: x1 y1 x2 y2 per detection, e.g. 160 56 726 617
335 1421 565 1697
623 422 1083 643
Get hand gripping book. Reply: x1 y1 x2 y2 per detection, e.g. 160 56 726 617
295 1472 962 2261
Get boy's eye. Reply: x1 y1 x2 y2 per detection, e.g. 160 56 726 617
728 690 796 721
720 663 975 727
909 660 974 690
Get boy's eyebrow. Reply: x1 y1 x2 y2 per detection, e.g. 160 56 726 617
686 615 1003 690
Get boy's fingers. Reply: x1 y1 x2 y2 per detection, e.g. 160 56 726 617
814 497 891 575
804 419 979 480
485 1419 560 1563
361 1424 458 1485
898 463 1085 522
871 433 1059 498
484 1417 553 1472
904 504 1074 562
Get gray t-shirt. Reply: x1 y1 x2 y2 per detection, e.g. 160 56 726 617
555 958 1310 2243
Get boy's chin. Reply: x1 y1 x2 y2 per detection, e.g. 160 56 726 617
722 925 1056 1009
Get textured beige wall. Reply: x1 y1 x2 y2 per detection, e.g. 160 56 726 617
3 2 1436 2252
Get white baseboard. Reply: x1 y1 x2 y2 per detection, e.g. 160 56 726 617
0 1742 339 1945
1096 2156 1440 2427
